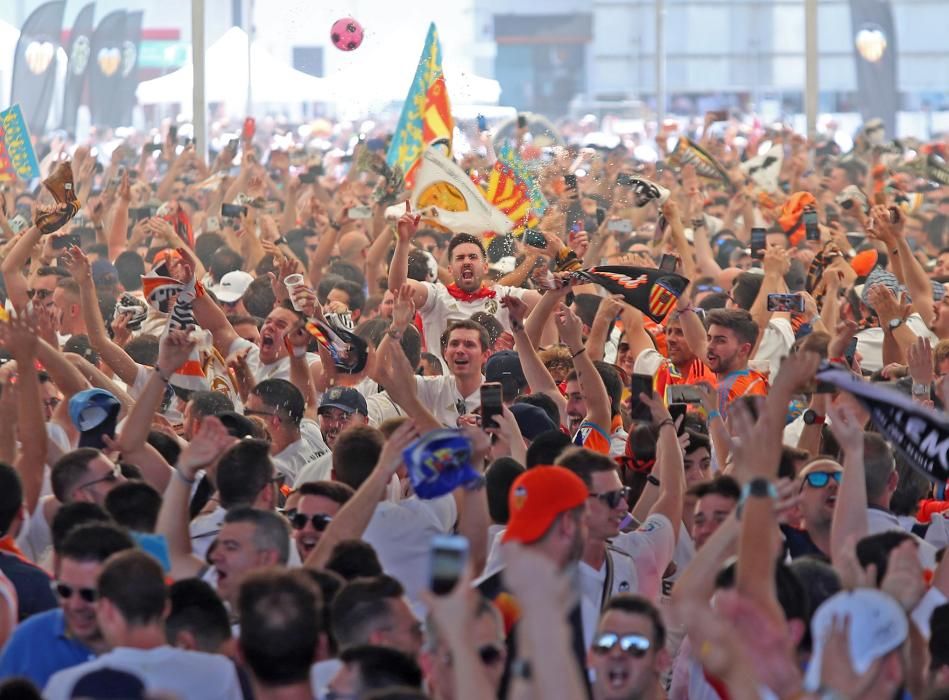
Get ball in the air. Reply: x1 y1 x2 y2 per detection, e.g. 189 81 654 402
331 17 364 51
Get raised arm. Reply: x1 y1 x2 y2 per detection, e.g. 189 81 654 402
503 295 568 425
62 246 141 385
586 295 624 362
0 225 43 310
304 420 418 569
386 207 429 308
827 401 869 564
749 246 790 340
107 173 131 261
664 199 697 281
556 302 611 431
2 317 46 514
869 205 934 326
158 416 236 581
639 393 685 535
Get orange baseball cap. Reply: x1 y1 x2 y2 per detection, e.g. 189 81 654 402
851 249 879 278
503 466 589 545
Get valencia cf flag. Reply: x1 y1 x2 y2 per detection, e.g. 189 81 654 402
570 266 689 323
304 318 369 375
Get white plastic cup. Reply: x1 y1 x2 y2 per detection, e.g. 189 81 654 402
284 274 306 311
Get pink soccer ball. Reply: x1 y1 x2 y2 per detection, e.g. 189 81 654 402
331 17 364 51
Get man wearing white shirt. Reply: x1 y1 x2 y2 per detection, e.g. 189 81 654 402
294 388 369 487
44 550 242 700
387 210 540 367
244 379 328 484
368 319 490 428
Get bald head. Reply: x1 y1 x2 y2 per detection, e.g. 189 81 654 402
338 231 370 265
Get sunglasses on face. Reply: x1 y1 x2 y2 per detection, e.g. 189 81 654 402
78 464 121 491
27 288 54 300
287 510 332 531
803 471 842 489
589 486 631 509
52 581 97 603
591 632 651 658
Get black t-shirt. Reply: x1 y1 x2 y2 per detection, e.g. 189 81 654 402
0 551 58 621
779 523 829 561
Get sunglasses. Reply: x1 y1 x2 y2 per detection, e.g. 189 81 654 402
589 486 631 509
27 288 54 300
591 632 651 657
803 471 842 489
287 510 332 531
78 464 121 491
52 581 97 603
694 284 723 294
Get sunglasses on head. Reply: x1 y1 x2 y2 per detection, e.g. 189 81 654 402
591 632 651 657
52 582 97 603
589 486 631 509
803 471 842 489
286 510 332 531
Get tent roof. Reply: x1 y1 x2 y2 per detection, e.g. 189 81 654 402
137 26 332 106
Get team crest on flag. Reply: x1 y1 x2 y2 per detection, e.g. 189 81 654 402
649 282 677 321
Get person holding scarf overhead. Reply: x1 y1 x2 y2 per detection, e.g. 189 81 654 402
387 208 541 363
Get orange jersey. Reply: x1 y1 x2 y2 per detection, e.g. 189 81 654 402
716 368 769 415
654 357 717 402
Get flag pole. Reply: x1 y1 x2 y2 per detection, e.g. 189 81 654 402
192 0 207 159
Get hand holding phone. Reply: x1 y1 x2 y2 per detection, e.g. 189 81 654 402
480 382 503 430
766 293 805 313
429 534 469 595
750 227 766 258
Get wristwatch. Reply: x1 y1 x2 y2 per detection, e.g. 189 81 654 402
737 478 778 519
912 382 931 397
802 409 825 425
887 317 904 331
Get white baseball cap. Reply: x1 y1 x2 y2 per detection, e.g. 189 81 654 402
211 270 254 303
803 588 908 692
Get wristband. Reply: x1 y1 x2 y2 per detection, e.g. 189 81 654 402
386 328 404 340
155 366 172 384
571 346 586 359
174 469 196 486
707 410 721 421
656 418 675 431
646 474 660 487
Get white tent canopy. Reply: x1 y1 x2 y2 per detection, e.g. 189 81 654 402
322 61 500 107
136 26 332 110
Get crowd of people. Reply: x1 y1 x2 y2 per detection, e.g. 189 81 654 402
0 106 946 700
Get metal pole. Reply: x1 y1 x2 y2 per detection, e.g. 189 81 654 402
246 0 254 116
192 0 207 159
655 0 665 144
804 0 818 142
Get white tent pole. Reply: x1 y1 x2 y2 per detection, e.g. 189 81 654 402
192 0 207 159
246 0 254 116
805 0 818 145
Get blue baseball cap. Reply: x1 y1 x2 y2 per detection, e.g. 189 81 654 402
403 429 480 499
68 388 121 449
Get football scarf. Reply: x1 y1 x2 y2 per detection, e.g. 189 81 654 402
569 266 689 323
816 365 949 483
668 137 734 191
741 144 783 192
305 316 369 375
445 284 497 302
142 260 183 314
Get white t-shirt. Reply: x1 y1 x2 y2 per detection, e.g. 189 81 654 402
367 374 481 428
44 646 242 700
362 495 457 614
633 347 665 377
855 314 936 373
228 337 318 384
578 513 677 649
272 419 330 483
294 451 333 488
419 282 529 363
190 505 226 561
750 318 795 379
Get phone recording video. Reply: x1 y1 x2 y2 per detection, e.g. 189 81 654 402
429 535 469 596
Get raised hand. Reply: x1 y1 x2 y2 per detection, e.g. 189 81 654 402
176 416 237 478
375 419 419 478
62 245 92 283
825 400 864 456
906 336 934 388
500 294 529 329
396 201 421 243
0 312 39 361
157 329 196 376
554 303 583 350
392 283 416 330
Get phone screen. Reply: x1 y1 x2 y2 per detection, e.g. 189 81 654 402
658 254 678 272
429 535 469 595
751 228 766 258
480 382 503 430
564 174 577 191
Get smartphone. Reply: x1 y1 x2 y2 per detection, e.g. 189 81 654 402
227 138 240 152
750 227 766 258
298 169 319 184
128 207 151 223
168 125 178 143
145 142 163 153
564 173 577 191
221 203 248 218
631 373 654 399
607 219 633 233
347 205 373 219
521 229 548 250
767 293 805 313
666 385 704 405
658 254 678 272
844 336 858 367
480 382 503 430
429 534 469 596
52 232 82 250
804 209 820 241
517 114 528 129
8 214 28 233
476 114 488 132
595 208 606 227
668 403 687 433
